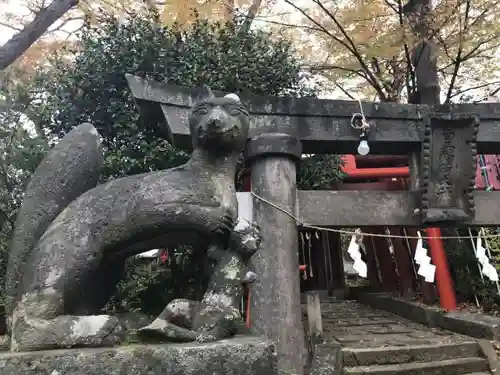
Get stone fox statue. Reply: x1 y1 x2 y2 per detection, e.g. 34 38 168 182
138 220 260 344
4 86 256 352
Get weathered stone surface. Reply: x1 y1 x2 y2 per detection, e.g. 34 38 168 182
249 154 305 375
11 313 124 352
358 293 442 327
343 357 489 375
441 312 500 340
0 336 8 351
7 90 255 351
310 343 341 375
0 337 277 375
298 190 500 227
477 339 500 374
420 114 479 224
4 123 103 319
311 301 492 374
359 292 500 341
116 312 153 331
320 301 473 349
342 342 481 366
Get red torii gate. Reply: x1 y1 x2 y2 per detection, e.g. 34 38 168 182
340 154 455 309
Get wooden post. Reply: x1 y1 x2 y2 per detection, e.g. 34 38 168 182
246 132 305 375
326 231 345 293
391 231 417 297
363 231 382 290
371 228 399 293
306 291 323 342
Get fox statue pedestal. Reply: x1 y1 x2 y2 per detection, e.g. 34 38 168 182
0 337 276 375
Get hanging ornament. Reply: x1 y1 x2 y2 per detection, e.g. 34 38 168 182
414 231 436 283
476 237 489 266
413 231 426 265
347 229 367 278
475 234 500 282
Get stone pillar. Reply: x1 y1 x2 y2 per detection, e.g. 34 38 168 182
245 132 305 375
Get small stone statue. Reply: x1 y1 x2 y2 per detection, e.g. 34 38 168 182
138 219 260 343
4 86 260 351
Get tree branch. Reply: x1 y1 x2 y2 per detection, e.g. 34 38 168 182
394 0 415 96
283 0 354 52
449 80 500 100
445 0 471 103
313 0 388 97
302 64 363 74
0 0 79 70
251 17 326 33
332 81 357 100
0 21 23 32
47 15 84 34
303 0 388 100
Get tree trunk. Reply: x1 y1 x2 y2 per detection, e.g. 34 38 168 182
239 0 263 34
403 0 440 105
0 0 79 71
142 0 158 11
0 100 8 112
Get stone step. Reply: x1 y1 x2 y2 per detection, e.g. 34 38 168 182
343 357 490 375
342 341 482 366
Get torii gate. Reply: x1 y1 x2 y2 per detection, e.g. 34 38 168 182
126 74 500 374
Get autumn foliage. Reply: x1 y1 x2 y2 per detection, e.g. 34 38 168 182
264 0 500 102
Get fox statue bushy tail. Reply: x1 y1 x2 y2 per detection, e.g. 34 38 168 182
4 123 103 330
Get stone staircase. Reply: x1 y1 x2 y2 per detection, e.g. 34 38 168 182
303 298 492 374
342 341 490 374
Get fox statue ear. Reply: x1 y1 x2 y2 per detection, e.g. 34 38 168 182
199 85 215 100
224 93 241 103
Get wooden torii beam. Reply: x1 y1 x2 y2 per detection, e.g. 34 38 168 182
127 74 500 375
